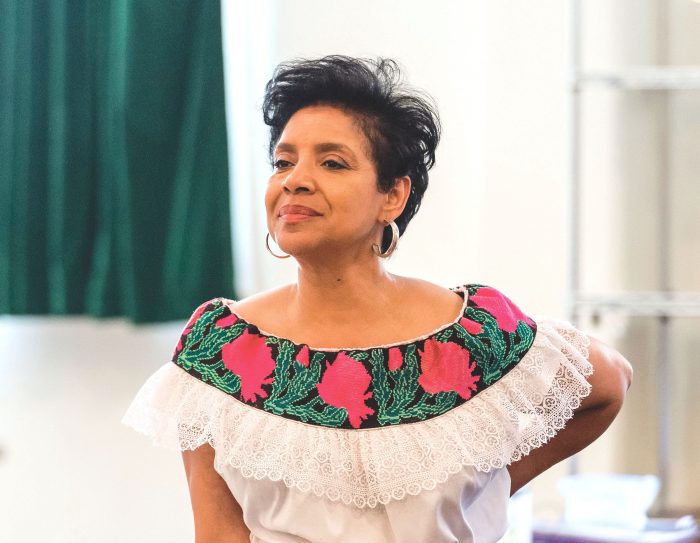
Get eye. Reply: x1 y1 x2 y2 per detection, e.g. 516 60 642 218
322 159 347 170
272 159 293 171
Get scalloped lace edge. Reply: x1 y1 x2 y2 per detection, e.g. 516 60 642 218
122 317 592 508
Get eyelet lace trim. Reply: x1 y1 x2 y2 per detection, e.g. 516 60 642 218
122 317 592 508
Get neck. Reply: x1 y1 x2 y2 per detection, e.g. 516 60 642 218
289 249 400 320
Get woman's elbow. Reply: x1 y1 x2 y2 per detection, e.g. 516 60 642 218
585 335 633 410
618 352 633 392
608 351 633 410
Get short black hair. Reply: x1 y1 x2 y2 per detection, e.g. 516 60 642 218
262 55 441 251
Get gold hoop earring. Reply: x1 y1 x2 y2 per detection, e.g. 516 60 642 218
266 233 291 259
372 220 399 258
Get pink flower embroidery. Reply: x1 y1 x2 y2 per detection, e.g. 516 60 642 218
317 353 374 428
215 313 239 328
176 300 211 352
222 329 276 403
296 345 310 367
469 286 534 332
459 317 483 335
417 338 480 400
387 347 403 372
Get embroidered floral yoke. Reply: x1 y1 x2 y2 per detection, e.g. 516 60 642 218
174 284 536 429
122 283 593 510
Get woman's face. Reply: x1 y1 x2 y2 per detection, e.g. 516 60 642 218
266 104 392 259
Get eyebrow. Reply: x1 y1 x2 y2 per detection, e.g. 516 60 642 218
274 142 358 161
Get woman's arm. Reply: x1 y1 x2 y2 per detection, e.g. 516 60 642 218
181 443 251 543
507 334 633 495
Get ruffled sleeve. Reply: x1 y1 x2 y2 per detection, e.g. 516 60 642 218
121 291 594 508
468 315 593 466
121 298 226 451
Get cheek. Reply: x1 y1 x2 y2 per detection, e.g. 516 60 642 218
264 181 280 224
333 185 384 223
264 180 278 210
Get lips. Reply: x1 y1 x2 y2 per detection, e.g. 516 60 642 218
278 205 321 217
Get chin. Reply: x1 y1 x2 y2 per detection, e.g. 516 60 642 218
281 237 340 259
274 234 317 255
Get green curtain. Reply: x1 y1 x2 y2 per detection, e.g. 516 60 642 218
0 0 234 323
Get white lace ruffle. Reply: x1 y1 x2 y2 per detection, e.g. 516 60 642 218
121 317 592 508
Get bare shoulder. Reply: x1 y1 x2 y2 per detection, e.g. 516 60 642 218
397 276 465 304
393 276 466 321
225 284 293 322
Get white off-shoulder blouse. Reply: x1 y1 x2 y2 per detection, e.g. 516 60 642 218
122 283 593 543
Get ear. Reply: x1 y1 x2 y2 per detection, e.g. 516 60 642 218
380 176 411 221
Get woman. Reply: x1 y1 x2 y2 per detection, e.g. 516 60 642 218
123 56 633 543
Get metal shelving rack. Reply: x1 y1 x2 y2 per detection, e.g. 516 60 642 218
567 0 700 513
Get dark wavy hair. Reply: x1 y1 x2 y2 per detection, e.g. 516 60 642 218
262 55 441 251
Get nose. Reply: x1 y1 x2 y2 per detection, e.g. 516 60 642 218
281 161 315 194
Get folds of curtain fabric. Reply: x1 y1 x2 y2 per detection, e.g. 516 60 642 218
0 0 234 323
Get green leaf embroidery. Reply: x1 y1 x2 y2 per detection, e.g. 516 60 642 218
435 328 454 342
176 305 247 394
454 311 490 361
285 397 346 427
349 351 369 361
177 355 241 395
265 340 295 410
370 349 391 420
402 391 458 420
385 344 420 421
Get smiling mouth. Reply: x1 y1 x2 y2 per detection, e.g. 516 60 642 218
278 205 322 218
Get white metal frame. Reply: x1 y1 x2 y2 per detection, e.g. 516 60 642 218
567 0 700 513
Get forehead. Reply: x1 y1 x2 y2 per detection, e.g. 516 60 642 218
276 105 371 156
